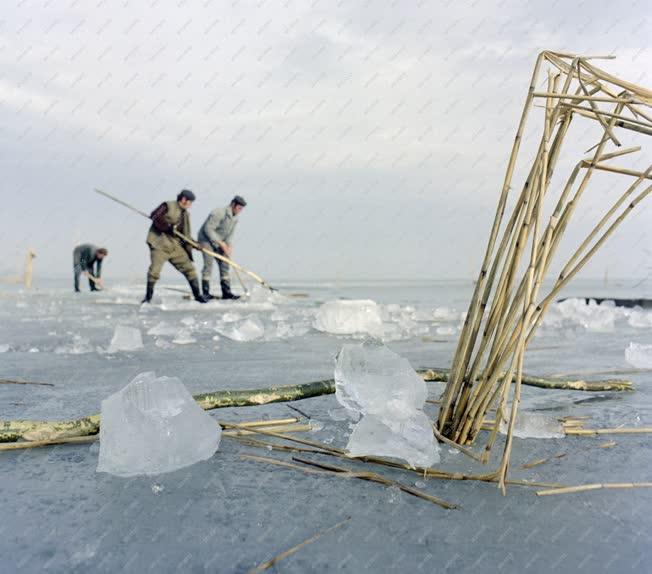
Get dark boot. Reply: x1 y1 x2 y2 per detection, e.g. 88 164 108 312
189 279 209 303
142 281 155 303
220 280 240 300
202 280 217 300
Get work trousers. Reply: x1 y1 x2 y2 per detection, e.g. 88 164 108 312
200 243 230 287
147 244 197 283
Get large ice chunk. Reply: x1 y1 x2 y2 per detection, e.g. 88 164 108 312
314 300 383 336
334 340 439 467
107 325 143 353
625 342 652 368
335 340 427 416
97 372 221 477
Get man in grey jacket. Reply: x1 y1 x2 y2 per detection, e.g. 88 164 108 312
198 195 247 299
73 244 108 292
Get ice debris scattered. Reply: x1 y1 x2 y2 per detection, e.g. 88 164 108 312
544 298 652 333
314 300 383 336
107 325 143 353
625 342 652 368
334 340 439 467
97 372 221 477
55 334 93 355
172 330 196 345
215 315 265 341
147 321 179 336
628 310 652 328
544 298 615 332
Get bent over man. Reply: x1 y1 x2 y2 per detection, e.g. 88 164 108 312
143 189 208 304
198 195 247 300
73 244 107 292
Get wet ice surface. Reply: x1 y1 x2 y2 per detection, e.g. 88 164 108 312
1 279 652 573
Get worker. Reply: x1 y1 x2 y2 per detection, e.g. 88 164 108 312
73 244 107 292
143 189 208 304
198 195 247 300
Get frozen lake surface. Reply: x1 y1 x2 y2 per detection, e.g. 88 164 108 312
1 278 651 573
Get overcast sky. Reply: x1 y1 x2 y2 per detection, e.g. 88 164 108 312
1 0 650 283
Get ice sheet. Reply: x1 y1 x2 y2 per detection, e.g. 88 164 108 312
2 278 652 572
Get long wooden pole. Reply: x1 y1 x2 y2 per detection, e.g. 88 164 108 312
0 369 633 443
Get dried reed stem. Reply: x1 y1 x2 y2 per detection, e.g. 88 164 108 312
536 483 652 496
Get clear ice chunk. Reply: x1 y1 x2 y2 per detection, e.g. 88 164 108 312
346 411 440 468
544 298 616 332
334 340 439 467
154 338 174 349
435 326 456 336
334 340 427 416
272 321 310 339
55 334 93 355
97 372 221 477
107 325 143 353
147 321 178 336
216 315 265 341
500 412 564 439
628 310 652 328
625 342 652 368
172 330 196 345
314 300 383 336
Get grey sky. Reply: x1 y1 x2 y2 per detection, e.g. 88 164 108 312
1 0 650 282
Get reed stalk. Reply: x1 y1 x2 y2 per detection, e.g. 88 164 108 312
437 51 652 490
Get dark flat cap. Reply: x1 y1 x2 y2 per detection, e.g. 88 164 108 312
232 195 247 206
177 189 196 202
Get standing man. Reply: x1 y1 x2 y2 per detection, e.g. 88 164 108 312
198 195 247 300
73 244 108 292
143 189 208 304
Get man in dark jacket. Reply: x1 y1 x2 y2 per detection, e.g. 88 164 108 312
73 244 108 292
143 189 208 304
